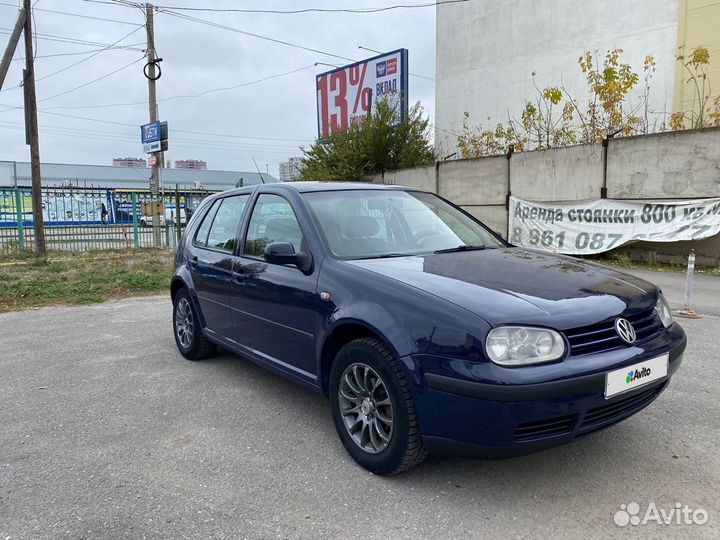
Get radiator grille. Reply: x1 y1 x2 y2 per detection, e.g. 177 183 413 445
564 309 664 356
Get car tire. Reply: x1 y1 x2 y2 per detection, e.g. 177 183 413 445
173 288 216 360
329 337 427 475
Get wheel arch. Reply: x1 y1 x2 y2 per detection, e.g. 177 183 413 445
170 274 208 330
319 319 400 397
170 276 187 303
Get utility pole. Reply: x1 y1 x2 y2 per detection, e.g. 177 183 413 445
0 7 25 90
145 3 163 247
23 0 45 255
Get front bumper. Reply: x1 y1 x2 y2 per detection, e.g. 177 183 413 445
408 323 686 458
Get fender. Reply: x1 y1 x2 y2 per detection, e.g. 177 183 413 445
324 302 414 359
170 264 209 330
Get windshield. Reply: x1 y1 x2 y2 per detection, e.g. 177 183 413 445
303 189 505 259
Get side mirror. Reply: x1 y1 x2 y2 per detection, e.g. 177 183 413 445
264 242 298 265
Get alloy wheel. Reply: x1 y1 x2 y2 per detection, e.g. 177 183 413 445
338 363 394 454
175 297 194 349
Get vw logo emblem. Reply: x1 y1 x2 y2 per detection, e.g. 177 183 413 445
615 318 636 345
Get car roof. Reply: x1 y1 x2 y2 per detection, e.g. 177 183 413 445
279 181 416 193
209 181 421 198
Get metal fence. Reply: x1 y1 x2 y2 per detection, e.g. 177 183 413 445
0 186 216 255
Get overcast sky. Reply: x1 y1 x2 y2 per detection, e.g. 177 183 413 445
0 0 437 178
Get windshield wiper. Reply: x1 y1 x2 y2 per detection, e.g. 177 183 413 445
350 253 412 260
433 244 487 254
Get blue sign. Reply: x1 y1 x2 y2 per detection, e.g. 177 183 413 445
141 121 161 144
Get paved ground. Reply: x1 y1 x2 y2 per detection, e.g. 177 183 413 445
1 269 718 539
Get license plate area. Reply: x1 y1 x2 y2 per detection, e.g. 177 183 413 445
605 354 669 399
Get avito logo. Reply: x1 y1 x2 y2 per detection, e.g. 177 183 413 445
626 366 652 384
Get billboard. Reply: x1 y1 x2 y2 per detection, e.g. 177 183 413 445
316 49 408 138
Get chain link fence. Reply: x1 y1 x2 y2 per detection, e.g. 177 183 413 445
0 186 215 255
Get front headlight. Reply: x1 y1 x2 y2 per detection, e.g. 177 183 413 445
485 326 566 366
656 293 673 328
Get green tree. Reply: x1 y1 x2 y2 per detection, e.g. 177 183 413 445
300 99 435 181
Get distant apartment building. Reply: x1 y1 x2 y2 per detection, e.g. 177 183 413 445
175 159 208 170
112 157 146 168
279 157 304 182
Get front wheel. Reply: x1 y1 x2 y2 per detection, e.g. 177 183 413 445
329 337 427 475
173 288 216 360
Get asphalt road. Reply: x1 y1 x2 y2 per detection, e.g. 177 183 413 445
1 269 718 539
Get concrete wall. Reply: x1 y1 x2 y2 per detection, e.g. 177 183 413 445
375 165 435 192
374 126 720 264
438 156 506 204
435 0 680 156
511 144 604 201
607 128 720 198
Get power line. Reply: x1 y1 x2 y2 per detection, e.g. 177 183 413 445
0 1 143 25
0 28 145 51
0 56 145 106
0 108 315 142
159 8 354 63
36 25 143 83
96 0 469 14
0 25 144 92
42 64 316 110
0 123 299 154
11 47 139 61
0 120 302 149
39 56 144 102
159 9 435 81
81 0 143 7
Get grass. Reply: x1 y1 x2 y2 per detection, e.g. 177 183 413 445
0 249 175 313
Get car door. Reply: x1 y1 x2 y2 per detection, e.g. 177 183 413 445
187 194 250 340
230 193 318 379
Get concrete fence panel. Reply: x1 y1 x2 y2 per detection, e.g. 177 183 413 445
437 156 506 205
376 165 436 192
607 128 720 199
461 205 508 238
511 144 604 201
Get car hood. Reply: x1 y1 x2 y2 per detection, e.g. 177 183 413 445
346 248 657 329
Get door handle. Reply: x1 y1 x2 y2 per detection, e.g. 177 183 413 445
190 256 199 268
232 270 245 283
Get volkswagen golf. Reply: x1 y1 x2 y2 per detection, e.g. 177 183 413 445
170 182 686 475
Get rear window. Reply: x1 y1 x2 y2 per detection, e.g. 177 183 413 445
193 200 219 248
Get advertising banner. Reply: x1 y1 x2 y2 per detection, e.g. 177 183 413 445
509 196 720 255
0 189 111 226
316 49 408 138
43 191 108 224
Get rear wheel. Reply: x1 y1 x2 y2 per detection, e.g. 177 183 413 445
329 337 427 475
173 288 216 360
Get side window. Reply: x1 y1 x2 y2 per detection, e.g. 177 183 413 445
205 195 250 252
193 200 219 248
244 194 305 258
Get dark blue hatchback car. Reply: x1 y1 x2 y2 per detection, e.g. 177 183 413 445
171 182 686 475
